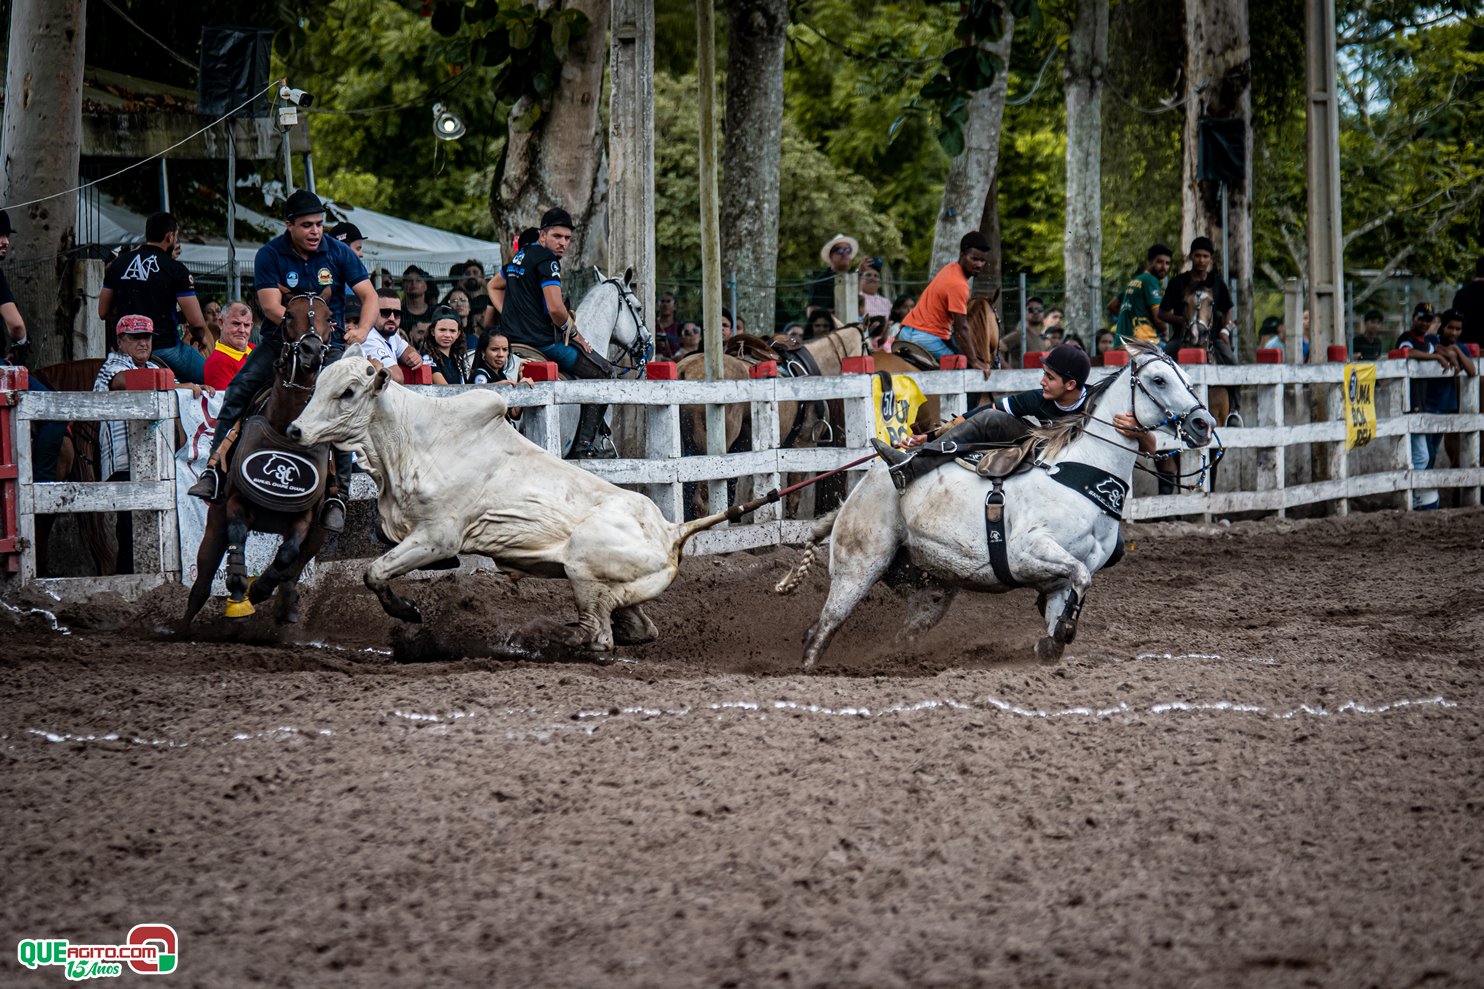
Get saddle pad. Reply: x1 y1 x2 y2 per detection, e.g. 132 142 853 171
230 416 331 513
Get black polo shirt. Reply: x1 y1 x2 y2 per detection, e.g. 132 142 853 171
499 244 563 347
102 244 196 351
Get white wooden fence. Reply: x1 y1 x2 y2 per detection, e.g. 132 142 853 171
3 358 1480 598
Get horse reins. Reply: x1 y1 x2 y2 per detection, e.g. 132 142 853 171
595 277 651 378
275 293 328 391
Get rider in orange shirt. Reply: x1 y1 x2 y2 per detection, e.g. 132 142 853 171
892 231 994 373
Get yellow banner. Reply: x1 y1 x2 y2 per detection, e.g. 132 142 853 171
872 373 928 447
1343 362 1377 449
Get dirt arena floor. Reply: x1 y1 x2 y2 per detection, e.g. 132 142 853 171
3 507 1482 988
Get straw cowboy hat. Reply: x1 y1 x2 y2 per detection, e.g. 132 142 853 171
819 233 861 266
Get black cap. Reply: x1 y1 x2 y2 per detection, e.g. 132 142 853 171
284 189 326 221
1413 301 1435 319
540 207 574 230
0 209 11 236
1189 235 1216 255
329 221 363 243
1043 343 1092 388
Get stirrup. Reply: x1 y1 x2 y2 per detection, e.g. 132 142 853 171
320 495 347 534
188 465 223 502
1224 411 1244 429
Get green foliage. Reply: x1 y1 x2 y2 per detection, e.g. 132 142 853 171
653 73 905 303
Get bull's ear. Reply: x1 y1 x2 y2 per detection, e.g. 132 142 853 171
373 368 390 393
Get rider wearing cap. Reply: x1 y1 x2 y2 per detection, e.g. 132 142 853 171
872 343 1156 488
186 190 378 532
486 207 614 458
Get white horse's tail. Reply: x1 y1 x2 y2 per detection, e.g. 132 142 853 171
774 509 839 595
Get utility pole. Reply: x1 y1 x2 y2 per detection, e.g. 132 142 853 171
1305 0 1344 354
697 0 727 512
609 0 656 331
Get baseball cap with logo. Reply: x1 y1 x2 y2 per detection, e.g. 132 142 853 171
1413 302 1435 319
116 314 155 336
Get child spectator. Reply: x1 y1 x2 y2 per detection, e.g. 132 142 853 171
423 308 472 385
440 286 480 351
1354 308 1387 359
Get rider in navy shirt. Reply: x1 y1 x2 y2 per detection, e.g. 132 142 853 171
187 191 378 530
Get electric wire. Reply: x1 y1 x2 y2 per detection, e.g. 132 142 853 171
99 0 200 72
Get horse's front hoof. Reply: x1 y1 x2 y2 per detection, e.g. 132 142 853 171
387 601 422 624
1035 636 1064 665
224 597 256 621
1054 618 1078 645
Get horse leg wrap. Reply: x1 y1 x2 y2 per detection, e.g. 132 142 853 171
1054 593 1085 645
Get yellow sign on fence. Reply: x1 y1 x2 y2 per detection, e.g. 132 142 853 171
871 372 927 447
1343 362 1377 449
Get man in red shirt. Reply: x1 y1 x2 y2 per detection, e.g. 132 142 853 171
202 301 255 390
893 231 992 371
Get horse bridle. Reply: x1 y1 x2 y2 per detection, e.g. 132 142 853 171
596 277 651 378
1125 349 1213 442
276 294 328 391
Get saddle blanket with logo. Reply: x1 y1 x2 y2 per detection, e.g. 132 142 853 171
957 450 1128 521
229 416 330 513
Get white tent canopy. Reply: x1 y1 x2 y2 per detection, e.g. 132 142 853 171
79 195 503 285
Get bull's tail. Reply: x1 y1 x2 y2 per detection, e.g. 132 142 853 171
774 509 839 595
673 506 737 555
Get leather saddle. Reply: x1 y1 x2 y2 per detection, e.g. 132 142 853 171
889 339 940 371
955 437 1041 481
229 416 331 513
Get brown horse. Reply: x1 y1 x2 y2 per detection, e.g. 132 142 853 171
182 290 336 626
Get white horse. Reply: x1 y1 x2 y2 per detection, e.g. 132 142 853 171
781 342 1218 668
516 266 651 455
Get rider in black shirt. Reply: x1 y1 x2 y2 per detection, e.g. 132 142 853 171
487 207 614 458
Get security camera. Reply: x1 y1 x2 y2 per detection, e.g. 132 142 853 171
279 86 314 108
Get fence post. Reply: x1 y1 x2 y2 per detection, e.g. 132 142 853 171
834 270 860 324
1256 369 1285 517
1 369 29 578
1283 279 1304 365
1459 366 1481 507
749 377 782 531
124 386 181 580
645 398 683 522
1324 359 1350 516
1385 357 1411 510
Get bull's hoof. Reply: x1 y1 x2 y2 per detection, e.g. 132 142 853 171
224 597 256 621
1035 635 1064 665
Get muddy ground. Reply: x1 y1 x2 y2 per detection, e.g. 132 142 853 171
3 508 1482 988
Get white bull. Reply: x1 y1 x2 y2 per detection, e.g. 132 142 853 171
287 352 734 650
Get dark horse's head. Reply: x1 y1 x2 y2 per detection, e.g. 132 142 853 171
276 286 334 390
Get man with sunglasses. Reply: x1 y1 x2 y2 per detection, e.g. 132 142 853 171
186 191 377 533
359 290 431 383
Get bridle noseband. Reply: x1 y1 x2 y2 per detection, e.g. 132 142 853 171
1127 349 1210 441
598 277 651 378
276 294 328 391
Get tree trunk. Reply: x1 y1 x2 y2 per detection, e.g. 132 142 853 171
490 0 610 277
929 18 1015 273
609 0 656 324
1 0 86 367
980 171 1002 316
720 0 786 333
1180 0 1253 348
1063 0 1107 345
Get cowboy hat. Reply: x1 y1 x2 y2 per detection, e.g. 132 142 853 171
819 233 861 266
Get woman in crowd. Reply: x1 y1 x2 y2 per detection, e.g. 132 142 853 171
440 286 481 351
805 310 837 341
401 265 435 333
858 264 892 323
470 328 523 385
423 308 472 385
1094 329 1116 363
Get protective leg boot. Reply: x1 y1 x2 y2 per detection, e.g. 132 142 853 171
188 465 224 502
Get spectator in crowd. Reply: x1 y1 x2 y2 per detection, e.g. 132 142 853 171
859 262 892 322
1113 244 1171 345
423 307 472 385
1044 307 1064 334
1064 333 1087 353
736 315 748 336
455 260 492 327
889 293 915 325
185 306 218 362
329 222 364 257
471 329 524 385
1396 301 1456 509
1451 256 1484 349
96 315 212 572
894 231 993 372
0 209 27 363
401 265 435 329
1354 309 1388 359
360 289 431 384
864 315 891 351
655 291 681 359
721 308 736 342
440 285 480 350
1159 236 1233 354
1000 296 1048 357
99 212 210 383
1042 325 1065 349
805 310 836 341
781 321 805 344
377 268 396 291
808 233 859 316
1431 308 1478 471
203 299 223 331
203 302 255 390
1258 315 1285 352
1094 329 1116 362
674 321 702 358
